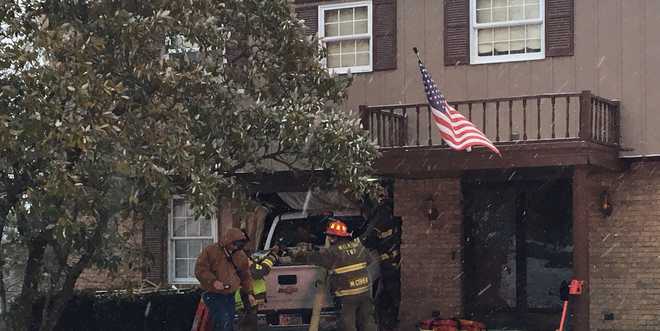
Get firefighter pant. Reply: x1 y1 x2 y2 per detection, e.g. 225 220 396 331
338 294 377 331
374 268 400 329
237 309 258 331
202 292 235 331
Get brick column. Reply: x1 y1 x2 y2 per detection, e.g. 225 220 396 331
573 166 594 331
394 177 463 330
588 161 660 330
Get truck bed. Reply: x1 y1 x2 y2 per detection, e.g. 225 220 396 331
261 264 335 312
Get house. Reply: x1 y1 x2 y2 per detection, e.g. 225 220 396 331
289 0 659 330
78 1 660 330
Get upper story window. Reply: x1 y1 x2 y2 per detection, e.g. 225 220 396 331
165 35 203 64
168 198 217 284
470 0 545 64
318 1 373 74
166 35 199 54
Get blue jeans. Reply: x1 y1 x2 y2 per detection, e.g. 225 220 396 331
202 292 235 331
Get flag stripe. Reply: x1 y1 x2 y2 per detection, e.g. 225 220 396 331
431 108 485 137
431 106 499 153
433 122 499 152
432 115 484 140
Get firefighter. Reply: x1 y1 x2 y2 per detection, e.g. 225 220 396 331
292 218 377 331
195 228 256 331
361 197 401 330
234 244 280 331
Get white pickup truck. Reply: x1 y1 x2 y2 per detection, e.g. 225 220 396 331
254 210 379 330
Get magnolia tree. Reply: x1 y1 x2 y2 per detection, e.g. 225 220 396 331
0 1 378 330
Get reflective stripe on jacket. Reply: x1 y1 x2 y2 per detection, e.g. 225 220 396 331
235 253 277 310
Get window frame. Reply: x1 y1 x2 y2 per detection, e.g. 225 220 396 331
318 1 373 74
469 0 546 65
167 197 218 285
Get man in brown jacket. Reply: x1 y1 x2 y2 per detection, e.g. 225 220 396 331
195 228 255 331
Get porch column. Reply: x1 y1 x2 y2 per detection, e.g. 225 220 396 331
572 166 592 331
394 177 463 330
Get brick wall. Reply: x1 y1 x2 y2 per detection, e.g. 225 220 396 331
76 218 143 290
394 177 463 330
589 160 660 331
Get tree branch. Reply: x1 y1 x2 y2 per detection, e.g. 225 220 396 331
223 142 286 176
270 156 304 172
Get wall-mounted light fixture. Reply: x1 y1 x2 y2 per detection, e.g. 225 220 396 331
599 190 613 217
425 196 439 221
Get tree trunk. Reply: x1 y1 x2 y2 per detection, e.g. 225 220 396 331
0 186 19 322
36 211 112 331
0 209 8 325
13 238 47 331
37 271 79 331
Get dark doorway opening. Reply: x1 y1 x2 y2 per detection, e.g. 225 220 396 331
463 176 573 331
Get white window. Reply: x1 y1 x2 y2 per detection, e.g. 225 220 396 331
168 198 217 284
165 35 206 64
166 35 200 55
318 1 373 74
470 0 545 64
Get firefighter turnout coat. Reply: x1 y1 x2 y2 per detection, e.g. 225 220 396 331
294 238 372 298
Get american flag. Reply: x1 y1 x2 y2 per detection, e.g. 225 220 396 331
416 54 501 156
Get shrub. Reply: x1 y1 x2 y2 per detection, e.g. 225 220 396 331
35 289 201 331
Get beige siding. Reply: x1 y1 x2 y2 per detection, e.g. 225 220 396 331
644 1 660 155
619 1 644 157
343 0 660 156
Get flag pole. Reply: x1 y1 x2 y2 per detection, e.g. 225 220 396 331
412 47 423 63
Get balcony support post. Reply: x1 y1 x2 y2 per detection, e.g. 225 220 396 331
579 90 593 141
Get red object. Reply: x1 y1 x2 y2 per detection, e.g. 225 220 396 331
557 279 584 331
419 319 457 331
419 319 486 331
190 300 212 331
558 300 569 331
326 219 351 237
457 319 486 331
569 279 584 295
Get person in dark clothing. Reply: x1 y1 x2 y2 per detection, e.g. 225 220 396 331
195 228 255 331
293 218 377 331
361 199 401 331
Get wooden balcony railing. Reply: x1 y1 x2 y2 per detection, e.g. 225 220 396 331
359 90 620 148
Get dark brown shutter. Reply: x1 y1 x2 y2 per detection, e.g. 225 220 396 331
295 5 318 37
545 0 574 57
143 220 166 284
373 0 397 71
444 0 470 66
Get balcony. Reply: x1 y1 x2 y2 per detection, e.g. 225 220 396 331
359 91 622 175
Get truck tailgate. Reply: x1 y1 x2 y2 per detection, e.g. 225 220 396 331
261 265 334 311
